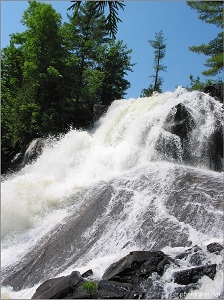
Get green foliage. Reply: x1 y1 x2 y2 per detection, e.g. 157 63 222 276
82 281 98 298
140 84 155 98
68 1 125 38
186 74 222 91
187 1 223 76
141 30 167 97
187 1 223 27
1 0 133 172
99 40 134 104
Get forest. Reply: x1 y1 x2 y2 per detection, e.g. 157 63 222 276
1 1 223 173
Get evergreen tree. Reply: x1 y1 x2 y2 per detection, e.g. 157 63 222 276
187 1 223 76
187 74 219 91
1 0 133 173
68 0 125 38
99 40 134 105
63 1 109 110
141 30 167 97
20 0 65 131
1 1 66 171
64 1 134 108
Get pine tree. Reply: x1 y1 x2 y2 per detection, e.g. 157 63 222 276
141 30 167 97
68 1 125 38
187 1 223 76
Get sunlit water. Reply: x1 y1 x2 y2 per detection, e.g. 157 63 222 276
1 87 223 299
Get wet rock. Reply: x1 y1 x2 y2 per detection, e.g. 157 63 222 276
189 252 206 266
93 104 108 120
124 290 145 299
64 285 89 299
155 132 182 162
31 276 71 299
163 103 196 163
171 283 199 299
97 280 133 299
31 271 83 299
164 103 196 141
81 269 93 278
22 138 46 165
203 84 223 102
134 273 164 299
102 250 167 283
207 120 223 171
11 152 23 164
30 244 221 299
207 242 224 253
175 245 202 260
69 271 83 290
173 264 216 285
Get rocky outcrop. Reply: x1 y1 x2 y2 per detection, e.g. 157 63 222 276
4 138 46 174
102 250 175 282
21 138 46 166
173 264 216 285
203 83 223 102
31 243 223 299
207 242 224 253
93 104 108 121
165 103 196 142
161 101 223 171
31 271 86 299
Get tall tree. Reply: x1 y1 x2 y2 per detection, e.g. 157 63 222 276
187 1 223 76
63 1 134 108
141 30 167 97
68 0 125 38
63 1 109 109
20 0 65 131
1 0 66 171
99 40 134 105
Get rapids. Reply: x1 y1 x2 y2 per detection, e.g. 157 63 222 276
1 87 223 299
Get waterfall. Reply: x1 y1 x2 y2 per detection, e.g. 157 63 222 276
1 87 223 299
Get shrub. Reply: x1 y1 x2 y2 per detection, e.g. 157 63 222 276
82 281 98 298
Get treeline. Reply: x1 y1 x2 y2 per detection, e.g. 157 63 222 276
1 1 134 171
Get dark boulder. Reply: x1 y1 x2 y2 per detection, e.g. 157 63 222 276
31 276 71 299
69 271 83 290
102 250 167 283
207 120 223 171
163 103 196 163
164 103 196 141
203 84 223 102
175 245 202 260
21 138 46 166
174 245 206 266
97 280 133 299
31 271 83 299
173 264 216 285
81 269 93 278
207 242 224 253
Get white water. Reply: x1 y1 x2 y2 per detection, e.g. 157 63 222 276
1 87 223 299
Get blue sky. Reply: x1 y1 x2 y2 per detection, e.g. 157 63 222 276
1 1 221 99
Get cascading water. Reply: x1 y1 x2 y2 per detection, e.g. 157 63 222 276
1 87 223 299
